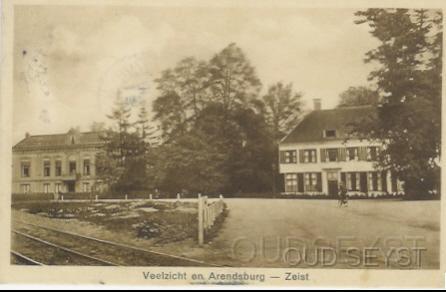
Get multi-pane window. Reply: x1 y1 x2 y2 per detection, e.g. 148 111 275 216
69 161 77 175
280 150 297 164
327 149 338 162
346 172 360 191
43 183 51 193
21 161 31 177
347 147 359 161
285 174 298 193
368 172 380 191
303 149 317 163
21 184 31 193
43 160 51 177
304 173 320 192
55 160 62 176
83 159 91 176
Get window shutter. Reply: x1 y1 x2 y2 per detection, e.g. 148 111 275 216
382 171 387 192
297 173 304 192
320 149 326 162
341 172 346 186
299 150 304 163
360 172 368 192
316 173 322 192
279 151 285 164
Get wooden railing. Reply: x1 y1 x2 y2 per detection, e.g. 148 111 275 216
198 194 225 245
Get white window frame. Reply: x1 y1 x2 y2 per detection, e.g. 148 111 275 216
285 174 298 193
43 183 51 193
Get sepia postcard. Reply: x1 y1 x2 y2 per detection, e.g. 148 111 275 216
0 0 445 289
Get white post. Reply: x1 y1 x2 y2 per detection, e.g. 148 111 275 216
386 171 393 194
198 194 204 246
149 194 153 201
125 194 128 200
177 193 181 202
95 195 98 201
61 195 64 201
321 171 328 195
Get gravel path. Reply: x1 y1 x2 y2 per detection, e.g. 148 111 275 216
200 199 440 269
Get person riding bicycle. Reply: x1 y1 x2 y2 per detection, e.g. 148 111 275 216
338 182 348 207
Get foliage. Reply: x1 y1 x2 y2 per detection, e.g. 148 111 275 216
96 98 153 192
207 43 262 112
261 82 303 142
151 43 293 195
337 86 380 107
354 9 442 198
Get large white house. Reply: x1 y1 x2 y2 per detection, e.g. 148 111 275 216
279 101 404 197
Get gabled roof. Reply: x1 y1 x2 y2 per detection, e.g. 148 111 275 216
13 131 104 151
280 105 377 144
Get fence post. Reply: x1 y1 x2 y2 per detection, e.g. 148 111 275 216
198 194 204 246
177 193 181 202
125 194 128 200
149 194 153 201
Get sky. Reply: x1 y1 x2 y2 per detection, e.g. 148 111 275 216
13 5 380 144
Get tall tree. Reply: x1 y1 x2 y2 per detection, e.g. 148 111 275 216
354 9 442 198
337 86 380 107
262 82 303 142
208 43 262 113
154 57 209 140
151 43 278 195
96 96 149 192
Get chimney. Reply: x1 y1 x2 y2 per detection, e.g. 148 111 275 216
313 98 322 111
25 132 30 138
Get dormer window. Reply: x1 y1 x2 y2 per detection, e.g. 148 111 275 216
324 129 337 138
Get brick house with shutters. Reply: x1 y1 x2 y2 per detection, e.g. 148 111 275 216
279 102 404 197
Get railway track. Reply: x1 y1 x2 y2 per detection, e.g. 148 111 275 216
12 220 221 267
12 230 119 266
11 250 44 266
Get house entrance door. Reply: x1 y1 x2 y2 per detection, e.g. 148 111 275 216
327 171 339 197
